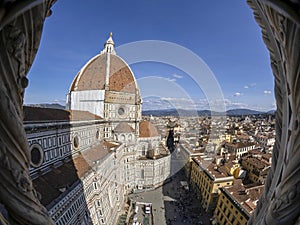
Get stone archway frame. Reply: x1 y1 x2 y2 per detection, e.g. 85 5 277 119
246 0 300 224
0 0 56 224
0 0 299 224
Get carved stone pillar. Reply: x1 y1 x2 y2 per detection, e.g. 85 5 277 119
247 0 300 224
0 1 55 224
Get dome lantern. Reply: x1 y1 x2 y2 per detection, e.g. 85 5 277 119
101 32 116 55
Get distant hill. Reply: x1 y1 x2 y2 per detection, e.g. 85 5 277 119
24 105 274 117
142 109 202 117
226 109 262 116
266 109 276 114
142 108 269 117
26 103 65 110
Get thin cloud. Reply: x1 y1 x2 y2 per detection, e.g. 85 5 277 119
53 99 66 104
244 83 256 89
234 92 243 97
160 97 192 102
142 97 250 111
173 74 183 79
264 90 272 95
166 78 176 82
142 96 275 112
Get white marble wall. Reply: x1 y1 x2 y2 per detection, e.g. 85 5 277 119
27 119 170 225
68 90 105 118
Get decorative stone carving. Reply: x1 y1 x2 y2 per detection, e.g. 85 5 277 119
0 0 55 224
247 0 300 224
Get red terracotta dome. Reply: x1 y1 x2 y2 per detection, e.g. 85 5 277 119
114 122 134 133
69 33 138 94
69 53 137 93
139 120 159 137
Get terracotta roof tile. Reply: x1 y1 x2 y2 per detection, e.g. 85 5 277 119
33 160 80 206
24 106 69 121
109 55 136 93
139 120 159 137
114 122 134 133
103 141 120 150
71 54 106 91
32 142 116 207
193 156 233 179
80 143 111 166
72 155 92 178
226 142 256 149
23 106 101 122
70 54 136 93
224 181 264 215
69 110 102 121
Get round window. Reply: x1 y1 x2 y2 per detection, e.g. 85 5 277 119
30 144 43 167
73 135 80 149
118 107 125 115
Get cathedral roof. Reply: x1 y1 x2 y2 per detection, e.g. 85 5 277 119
33 141 117 208
23 106 101 122
69 34 138 94
139 120 159 137
114 122 134 133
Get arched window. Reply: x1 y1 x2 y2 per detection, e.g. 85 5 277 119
141 169 145 179
96 130 100 140
128 134 132 141
120 134 125 141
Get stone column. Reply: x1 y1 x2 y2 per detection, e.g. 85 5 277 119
0 1 55 224
247 0 300 224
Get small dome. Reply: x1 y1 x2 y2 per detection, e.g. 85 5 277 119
114 122 134 133
139 120 159 137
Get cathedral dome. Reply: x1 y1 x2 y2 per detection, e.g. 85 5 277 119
69 33 138 94
139 120 159 137
70 54 137 93
66 33 142 119
114 122 134 133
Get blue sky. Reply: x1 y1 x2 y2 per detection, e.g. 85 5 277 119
25 0 275 111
